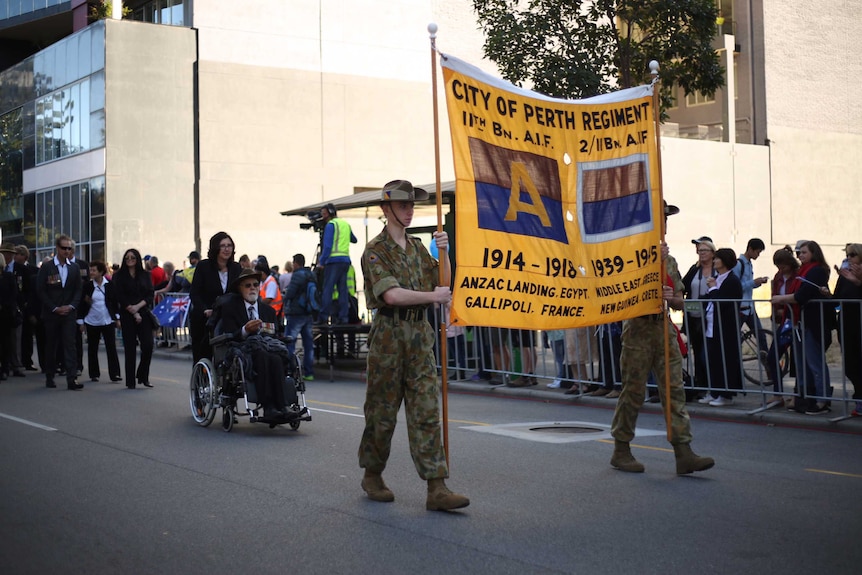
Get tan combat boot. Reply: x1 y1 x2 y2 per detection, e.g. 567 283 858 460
361 470 395 502
426 479 470 511
610 439 645 473
673 444 715 475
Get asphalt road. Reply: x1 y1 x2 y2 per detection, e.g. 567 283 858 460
1 353 860 575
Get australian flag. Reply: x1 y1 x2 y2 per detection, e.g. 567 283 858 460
153 295 190 328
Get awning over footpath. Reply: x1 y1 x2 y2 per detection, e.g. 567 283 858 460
279 180 457 218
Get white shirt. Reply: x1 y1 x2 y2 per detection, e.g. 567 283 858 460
218 269 228 292
53 255 69 286
81 278 116 326
240 300 260 338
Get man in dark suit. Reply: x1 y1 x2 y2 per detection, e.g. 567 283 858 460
14 245 40 372
62 240 89 376
36 234 83 390
218 268 298 419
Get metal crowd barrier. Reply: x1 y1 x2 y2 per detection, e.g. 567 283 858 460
429 297 861 421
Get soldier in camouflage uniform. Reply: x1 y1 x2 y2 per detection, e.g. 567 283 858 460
610 202 715 475
358 179 469 511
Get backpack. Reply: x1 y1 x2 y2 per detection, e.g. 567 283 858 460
296 272 320 316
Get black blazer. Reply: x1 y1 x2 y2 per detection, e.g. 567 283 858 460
36 259 83 318
190 259 242 319
77 279 121 323
112 270 154 315
217 293 277 340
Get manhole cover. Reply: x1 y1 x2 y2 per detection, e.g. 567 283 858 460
530 426 603 434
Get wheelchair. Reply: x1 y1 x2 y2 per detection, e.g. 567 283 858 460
189 330 312 432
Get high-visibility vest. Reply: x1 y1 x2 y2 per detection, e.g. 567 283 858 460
330 218 352 258
261 274 283 314
332 265 357 300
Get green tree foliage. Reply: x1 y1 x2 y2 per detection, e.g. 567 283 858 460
472 0 724 111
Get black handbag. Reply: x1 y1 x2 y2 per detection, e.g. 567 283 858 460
144 307 161 328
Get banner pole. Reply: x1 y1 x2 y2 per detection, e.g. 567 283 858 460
429 23 449 464
649 61 672 443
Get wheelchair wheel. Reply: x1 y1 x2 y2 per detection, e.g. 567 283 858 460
289 420 301 431
222 406 235 432
190 359 217 427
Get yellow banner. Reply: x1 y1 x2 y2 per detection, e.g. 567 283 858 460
442 55 663 329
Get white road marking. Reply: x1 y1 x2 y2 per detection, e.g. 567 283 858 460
460 420 665 444
0 412 58 431
310 407 365 418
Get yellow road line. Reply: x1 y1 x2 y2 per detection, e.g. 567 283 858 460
805 468 862 479
597 438 673 453
308 400 359 410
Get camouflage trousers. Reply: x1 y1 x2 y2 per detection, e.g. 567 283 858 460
611 315 693 445
358 314 449 480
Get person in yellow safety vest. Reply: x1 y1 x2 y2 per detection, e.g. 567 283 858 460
255 256 283 318
179 250 200 292
317 202 357 324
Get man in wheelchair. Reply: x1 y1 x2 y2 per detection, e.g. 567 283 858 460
214 268 304 422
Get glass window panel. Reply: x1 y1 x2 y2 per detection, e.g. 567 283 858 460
61 186 71 236
69 82 80 154
90 109 105 149
70 184 80 241
90 71 104 112
91 24 105 73
79 182 90 242
78 28 91 77
52 91 63 160
35 50 52 97
90 241 105 264
89 178 104 216
53 40 66 90
91 215 105 242
24 192 35 223
61 88 71 157
171 0 184 26
65 33 79 85
21 1 34 16
34 100 44 164
79 80 90 151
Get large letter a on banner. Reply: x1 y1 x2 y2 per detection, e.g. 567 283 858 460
505 162 551 227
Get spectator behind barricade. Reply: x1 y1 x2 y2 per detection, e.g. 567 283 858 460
544 329 568 389
484 327 510 385
682 236 717 398
283 253 316 382
317 202 357 325
178 251 200 292
772 240 833 414
279 261 294 295
77 260 122 383
505 329 538 388
238 254 253 270
189 234 241 363
590 322 623 398
154 261 176 303
732 238 769 355
563 327 598 395
255 256 283 328
764 246 801 409
701 248 743 407
833 242 862 416
145 255 168 291
109 263 120 279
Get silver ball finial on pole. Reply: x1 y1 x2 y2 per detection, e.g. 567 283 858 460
649 60 660 76
428 22 438 39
